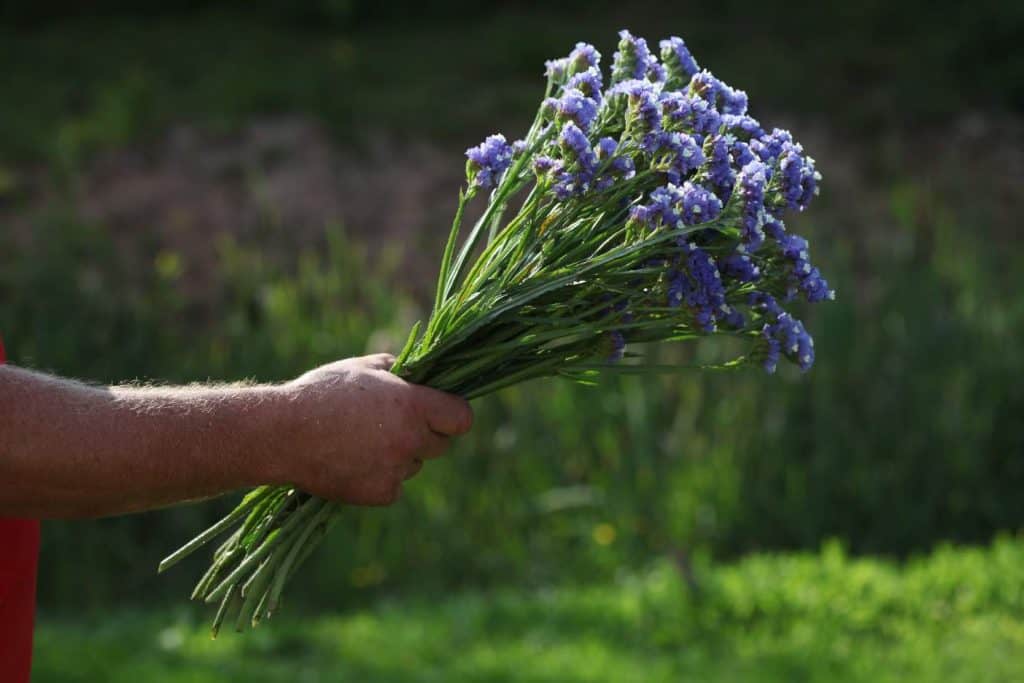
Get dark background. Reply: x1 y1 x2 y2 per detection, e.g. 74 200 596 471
1 1 1023 679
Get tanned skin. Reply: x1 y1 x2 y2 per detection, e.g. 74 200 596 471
0 353 473 518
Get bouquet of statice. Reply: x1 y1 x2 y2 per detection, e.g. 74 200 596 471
160 30 833 635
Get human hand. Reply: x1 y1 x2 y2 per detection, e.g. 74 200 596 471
270 353 473 505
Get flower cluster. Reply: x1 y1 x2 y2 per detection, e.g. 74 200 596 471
465 134 514 190
167 31 838 635
463 30 834 373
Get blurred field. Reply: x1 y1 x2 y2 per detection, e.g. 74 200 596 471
35 537 1024 682
1 2 1023 678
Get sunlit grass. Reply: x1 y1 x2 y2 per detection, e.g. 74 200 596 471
35 537 1024 682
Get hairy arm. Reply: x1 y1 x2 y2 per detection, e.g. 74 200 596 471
0 354 473 518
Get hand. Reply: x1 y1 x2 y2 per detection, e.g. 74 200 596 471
272 353 473 506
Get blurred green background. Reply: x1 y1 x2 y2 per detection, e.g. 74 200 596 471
2 1 1023 680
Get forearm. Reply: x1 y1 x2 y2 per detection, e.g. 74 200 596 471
0 365 287 518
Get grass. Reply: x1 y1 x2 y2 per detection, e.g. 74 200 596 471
35 536 1024 682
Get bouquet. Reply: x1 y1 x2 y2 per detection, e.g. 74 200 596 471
160 30 833 635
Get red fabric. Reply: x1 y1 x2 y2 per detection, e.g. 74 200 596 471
0 336 40 683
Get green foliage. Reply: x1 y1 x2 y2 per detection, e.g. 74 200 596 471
5 176 1023 614
33 537 1024 682
2 4 1022 616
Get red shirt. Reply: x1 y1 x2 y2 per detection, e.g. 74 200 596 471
0 336 40 682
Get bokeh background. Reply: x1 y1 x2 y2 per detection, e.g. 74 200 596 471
2 1 1023 680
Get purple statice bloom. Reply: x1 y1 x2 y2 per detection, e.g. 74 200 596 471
761 332 782 373
704 135 736 201
778 144 821 211
751 128 794 164
800 267 834 302
532 155 559 176
594 136 635 190
723 114 764 139
689 70 747 115
763 215 786 240
643 183 686 227
566 66 603 100
465 134 513 189
569 42 601 74
736 161 768 250
628 203 652 227
752 294 814 372
668 242 727 332
608 330 626 362
596 136 618 159
656 131 705 185
778 233 835 302
719 84 749 116
554 88 600 131
689 70 723 105
720 304 746 329
511 138 527 157
659 37 700 84
647 61 667 83
545 42 602 84
749 291 783 317
719 253 760 282
611 79 661 141
611 30 657 84
731 139 756 168
545 57 569 82
764 312 815 372
553 122 598 198
661 92 722 137
679 181 723 226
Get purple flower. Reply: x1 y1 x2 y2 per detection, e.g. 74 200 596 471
628 204 652 226
554 88 600 130
596 136 635 178
719 84 749 116
736 161 768 250
643 184 686 227
668 242 727 332
532 154 559 177
719 253 760 282
566 66 603 100
778 233 835 302
647 61 667 83
751 128 794 164
553 122 598 198
569 42 601 74
763 312 814 371
763 215 786 240
611 30 657 84
465 134 513 189
545 57 569 82
778 144 821 211
731 140 755 168
661 92 722 136
751 294 815 372
545 42 602 85
723 114 764 139
656 131 705 184
704 135 736 201
612 79 661 140
679 181 723 225
659 37 700 85
689 70 722 104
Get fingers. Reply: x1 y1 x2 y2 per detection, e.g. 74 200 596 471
360 353 396 371
419 431 450 460
403 458 424 480
412 385 474 436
